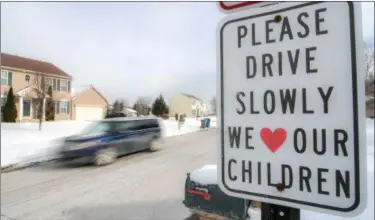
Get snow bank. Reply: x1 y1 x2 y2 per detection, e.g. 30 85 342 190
1 117 217 168
190 119 374 220
1 121 92 167
164 119 201 137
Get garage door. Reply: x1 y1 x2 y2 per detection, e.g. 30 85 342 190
75 106 104 121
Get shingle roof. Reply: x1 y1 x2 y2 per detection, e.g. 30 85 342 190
181 93 202 101
1 53 71 78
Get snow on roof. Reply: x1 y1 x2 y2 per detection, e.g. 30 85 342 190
190 164 217 185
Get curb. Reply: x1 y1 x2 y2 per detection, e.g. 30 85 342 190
1 158 64 173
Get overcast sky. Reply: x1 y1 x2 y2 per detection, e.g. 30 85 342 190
1 2 374 104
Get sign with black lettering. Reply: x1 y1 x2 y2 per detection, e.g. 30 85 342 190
216 2 367 217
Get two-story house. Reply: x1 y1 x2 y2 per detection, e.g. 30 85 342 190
169 93 208 117
1 53 109 122
1 53 73 122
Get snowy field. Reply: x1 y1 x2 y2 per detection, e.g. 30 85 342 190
1 117 217 168
190 119 374 220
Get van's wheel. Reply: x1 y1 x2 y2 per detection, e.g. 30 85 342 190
93 148 117 166
149 139 163 152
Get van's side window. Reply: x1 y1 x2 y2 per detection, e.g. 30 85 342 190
114 121 133 132
148 119 159 128
132 120 149 131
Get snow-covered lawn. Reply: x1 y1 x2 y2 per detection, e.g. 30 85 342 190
0 117 217 168
190 119 374 220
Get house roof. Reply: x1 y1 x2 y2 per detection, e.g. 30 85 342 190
1 53 71 78
181 93 202 101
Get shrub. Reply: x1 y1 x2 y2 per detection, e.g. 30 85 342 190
3 87 17 122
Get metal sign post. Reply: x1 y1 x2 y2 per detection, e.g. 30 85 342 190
261 203 300 220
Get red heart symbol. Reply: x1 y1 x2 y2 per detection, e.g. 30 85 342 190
260 128 287 153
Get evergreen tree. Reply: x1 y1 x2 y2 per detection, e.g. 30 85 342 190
151 97 161 116
164 105 169 114
45 86 55 121
151 94 168 116
3 87 18 122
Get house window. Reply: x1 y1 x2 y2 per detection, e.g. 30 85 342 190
59 80 68 92
55 101 70 114
53 79 57 91
1 97 7 113
1 71 8 85
1 97 6 106
60 101 68 113
25 74 30 82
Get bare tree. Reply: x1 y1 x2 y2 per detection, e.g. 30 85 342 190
32 73 47 131
112 98 129 112
112 100 123 112
134 96 152 116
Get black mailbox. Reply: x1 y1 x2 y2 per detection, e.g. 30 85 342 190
183 172 251 220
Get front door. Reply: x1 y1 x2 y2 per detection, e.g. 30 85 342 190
23 99 31 117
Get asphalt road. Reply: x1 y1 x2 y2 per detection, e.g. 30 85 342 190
1 130 217 220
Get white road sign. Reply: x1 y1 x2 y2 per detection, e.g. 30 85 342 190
217 1 367 217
